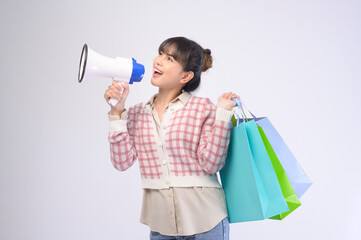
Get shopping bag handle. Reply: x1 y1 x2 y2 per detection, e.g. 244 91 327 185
231 98 247 127
232 98 258 119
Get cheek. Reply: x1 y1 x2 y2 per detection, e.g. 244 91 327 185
166 65 183 78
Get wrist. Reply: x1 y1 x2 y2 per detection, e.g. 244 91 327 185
217 101 233 110
110 108 125 117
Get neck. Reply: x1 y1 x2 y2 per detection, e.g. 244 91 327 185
154 88 183 107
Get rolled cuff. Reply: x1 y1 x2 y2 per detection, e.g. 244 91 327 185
216 107 234 123
108 109 127 121
109 119 128 132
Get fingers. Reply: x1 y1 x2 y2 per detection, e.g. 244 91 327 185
230 93 240 100
104 81 130 106
113 81 129 91
119 81 130 98
109 81 129 97
119 81 129 89
105 85 121 100
220 92 240 100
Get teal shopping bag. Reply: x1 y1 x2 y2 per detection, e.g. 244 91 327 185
220 104 289 223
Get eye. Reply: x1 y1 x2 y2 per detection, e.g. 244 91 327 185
159 51 164 56
168 56 173 62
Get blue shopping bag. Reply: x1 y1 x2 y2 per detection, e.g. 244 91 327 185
220 100 289 223
234 100 312 199
254 118 312 198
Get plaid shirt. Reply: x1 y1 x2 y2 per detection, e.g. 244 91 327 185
108 92 234 189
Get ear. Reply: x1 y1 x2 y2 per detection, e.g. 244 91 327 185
180 71 194 84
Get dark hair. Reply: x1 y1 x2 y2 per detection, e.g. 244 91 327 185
158 37 213 92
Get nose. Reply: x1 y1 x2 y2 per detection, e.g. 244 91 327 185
155 55 163 66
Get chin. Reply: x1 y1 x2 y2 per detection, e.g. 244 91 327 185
150 77 159 87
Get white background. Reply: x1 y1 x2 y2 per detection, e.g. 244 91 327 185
1 0 360 239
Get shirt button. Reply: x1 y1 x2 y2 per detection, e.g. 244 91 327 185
170 107 174 111
165 180 170 184
162 160 167 165
158 143 162 147
162 125 167 130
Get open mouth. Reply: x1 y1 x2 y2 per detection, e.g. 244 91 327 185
153 68 163 77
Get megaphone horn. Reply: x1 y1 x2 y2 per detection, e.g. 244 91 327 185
78 44 145 106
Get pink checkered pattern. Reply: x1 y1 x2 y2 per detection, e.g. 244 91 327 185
108 97 231 181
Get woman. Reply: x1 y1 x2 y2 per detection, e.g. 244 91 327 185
104 36 239 240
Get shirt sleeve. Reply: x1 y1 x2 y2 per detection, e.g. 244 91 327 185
107 108 138 171
197 98 234 174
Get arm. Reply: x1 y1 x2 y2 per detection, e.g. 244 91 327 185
105 81 137 171
197 98 234 174
108 108 138 171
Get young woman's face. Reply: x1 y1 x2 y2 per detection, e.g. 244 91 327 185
150 49 187 90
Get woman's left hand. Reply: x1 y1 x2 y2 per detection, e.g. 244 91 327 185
217 92 240 110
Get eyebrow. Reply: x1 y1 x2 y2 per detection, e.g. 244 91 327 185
167 53 176 58
160 50 176 59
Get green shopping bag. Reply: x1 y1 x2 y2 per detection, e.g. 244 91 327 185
257 126 302 220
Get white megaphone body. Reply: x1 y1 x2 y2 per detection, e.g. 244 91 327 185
78 44 145 106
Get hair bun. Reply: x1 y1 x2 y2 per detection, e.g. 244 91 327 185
203 49 211 55
202 48 212 72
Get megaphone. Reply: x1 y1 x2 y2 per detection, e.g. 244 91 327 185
78 44 145 106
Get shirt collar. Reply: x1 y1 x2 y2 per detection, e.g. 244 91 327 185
142 91 192 110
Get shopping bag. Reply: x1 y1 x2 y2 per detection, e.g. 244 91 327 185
220 106 289 223
257 126 301 220
255 117 312 198
233 100 312 199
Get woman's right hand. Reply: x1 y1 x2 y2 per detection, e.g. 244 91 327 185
104 81 130 116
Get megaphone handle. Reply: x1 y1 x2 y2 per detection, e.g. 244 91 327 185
108 81 124 107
